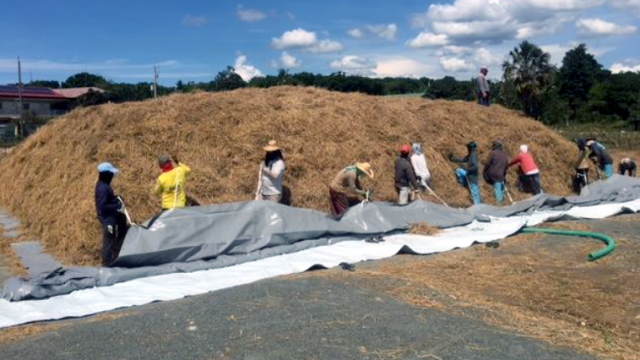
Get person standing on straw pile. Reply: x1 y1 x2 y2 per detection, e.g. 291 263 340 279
396 144 419 205
256 140 286 203
508 144 542 195
586 138 614 178
410 142 432 190
483 141 509 205
329 162 374 218
476 67 490 106
449 141 482 205
95 162 128 266
154 154 191 211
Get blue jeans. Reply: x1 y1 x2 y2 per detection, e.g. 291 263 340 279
493 182 505 204
603 163 613 178
455 168 483 205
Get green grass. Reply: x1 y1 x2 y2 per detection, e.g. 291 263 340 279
553 122 640 149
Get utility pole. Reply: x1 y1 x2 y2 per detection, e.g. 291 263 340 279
153 65 158 99
16 56 24 138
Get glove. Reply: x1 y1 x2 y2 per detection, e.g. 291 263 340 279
116 197 125 213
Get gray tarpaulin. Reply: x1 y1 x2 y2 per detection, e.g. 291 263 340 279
3 175 640 301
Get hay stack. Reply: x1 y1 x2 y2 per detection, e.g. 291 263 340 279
0 86 578 265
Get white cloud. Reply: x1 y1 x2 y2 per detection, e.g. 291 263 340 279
271 28 317 49
611 61 640 73
182 15 207 27
330 55 375 73
373 58 435 78
409 0 604 45
540 44 573 64
366 24 398 40
439 57 475 72
271 28 342 53
436 45 473 56
347 28 364 38
611 0 640 15
307 39 344 53
474 48 503 67
576 18 637 36
237 6 267 22
407 32 449 48
234 55 263 81
280 52 301 69
347 24 398 40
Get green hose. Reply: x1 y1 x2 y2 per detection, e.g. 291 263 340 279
521 227 616 261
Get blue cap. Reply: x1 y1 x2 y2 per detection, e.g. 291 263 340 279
97 162 119 174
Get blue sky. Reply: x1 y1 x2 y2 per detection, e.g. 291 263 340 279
1 0 639 85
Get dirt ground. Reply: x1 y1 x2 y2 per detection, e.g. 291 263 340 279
302 214 640 360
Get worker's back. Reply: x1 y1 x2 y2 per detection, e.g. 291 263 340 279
155 163 191 209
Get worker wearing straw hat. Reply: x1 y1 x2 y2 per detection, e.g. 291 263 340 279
329 162 374 218
255 140 286 202
154 153 192 211
95 162 128 266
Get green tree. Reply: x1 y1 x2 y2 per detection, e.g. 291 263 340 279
62 72 108 88
27 80 60 88
558 44 608 124
502 41 555 118
212 66 246 91
587 72 640 122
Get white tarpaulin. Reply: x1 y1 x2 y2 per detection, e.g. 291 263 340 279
0 198 639 329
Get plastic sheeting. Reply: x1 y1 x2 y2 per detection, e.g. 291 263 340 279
0 197 639 329
3 175 640 302
0 176 638 327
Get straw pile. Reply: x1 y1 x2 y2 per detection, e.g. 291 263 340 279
0 86 578 265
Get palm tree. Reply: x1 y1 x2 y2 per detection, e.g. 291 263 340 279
502 41 555 118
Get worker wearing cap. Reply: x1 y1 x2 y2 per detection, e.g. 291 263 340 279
95 162 126 266
619 158 637 177
154 154 192 210
449 141 482 205
585 138 614 178
329 162 374 218
395 144 419 205
257 140 286 202
483 141 509 204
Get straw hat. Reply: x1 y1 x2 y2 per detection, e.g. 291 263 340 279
355 162 374 178
263 140 280 152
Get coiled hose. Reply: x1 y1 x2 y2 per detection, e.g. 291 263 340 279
521 227 616 261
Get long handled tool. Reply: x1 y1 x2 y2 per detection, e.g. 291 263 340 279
254 163 263 200
116 196 136 226
504 182 514 204
424 184 449 207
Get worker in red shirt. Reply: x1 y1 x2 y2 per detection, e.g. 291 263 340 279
507 144 542 195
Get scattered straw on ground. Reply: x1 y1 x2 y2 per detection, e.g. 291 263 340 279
0 86 581 265
409 222 441 236
320 219 640 360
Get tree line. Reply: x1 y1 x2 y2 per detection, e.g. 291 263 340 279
19 41 640 126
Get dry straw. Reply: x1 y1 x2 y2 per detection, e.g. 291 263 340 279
0 86 578 265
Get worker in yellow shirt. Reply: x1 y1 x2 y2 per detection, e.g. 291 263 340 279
154 154 191 210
